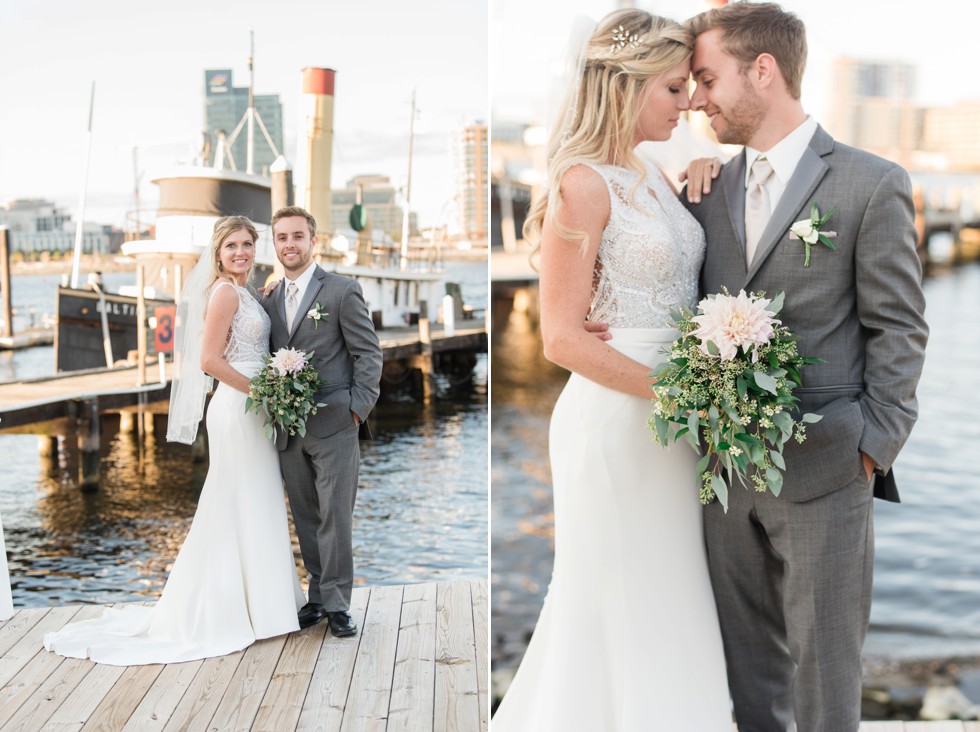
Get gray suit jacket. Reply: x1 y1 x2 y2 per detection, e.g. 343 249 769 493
261 265 383 449
684 125 928 502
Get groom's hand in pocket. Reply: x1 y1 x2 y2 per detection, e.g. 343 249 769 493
861 452 877 482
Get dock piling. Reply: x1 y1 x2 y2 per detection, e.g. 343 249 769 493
0 228 11 339
77 398 101 491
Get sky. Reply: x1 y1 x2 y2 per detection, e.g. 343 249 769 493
0 0 487 231
492 0 975 131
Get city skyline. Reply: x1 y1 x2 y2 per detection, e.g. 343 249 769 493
0 0 487 232
493 0 974 135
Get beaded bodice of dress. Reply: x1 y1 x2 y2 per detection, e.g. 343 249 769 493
585 161 705 328
212 282 270 362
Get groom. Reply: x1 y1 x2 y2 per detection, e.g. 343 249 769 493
264 205 382 636
681 3 928 730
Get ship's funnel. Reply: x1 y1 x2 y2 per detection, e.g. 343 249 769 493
296 68 335 238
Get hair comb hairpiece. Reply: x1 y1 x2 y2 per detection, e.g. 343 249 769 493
610 25 642 52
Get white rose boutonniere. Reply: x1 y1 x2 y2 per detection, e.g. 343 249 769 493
789 204 837 268
307 303 328 330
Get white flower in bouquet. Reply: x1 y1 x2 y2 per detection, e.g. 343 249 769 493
689 289 778 362
268 347 308 377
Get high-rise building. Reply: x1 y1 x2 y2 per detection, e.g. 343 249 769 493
204 69 284 175
923 101 980 171
453 122 488 244
825 59 922 166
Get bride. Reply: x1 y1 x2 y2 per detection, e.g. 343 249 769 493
491 10 731 729
44 216 305 665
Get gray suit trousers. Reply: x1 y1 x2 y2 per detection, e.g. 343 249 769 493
704 472 875 732
279 419 360 611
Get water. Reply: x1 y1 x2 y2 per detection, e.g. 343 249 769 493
0 259 488 606
491 262 980 670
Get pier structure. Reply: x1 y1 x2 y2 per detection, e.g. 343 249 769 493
0 320 486 490
0 579 488 731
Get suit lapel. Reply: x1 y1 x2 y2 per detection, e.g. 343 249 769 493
288 266 326 342
275 276 288 333
722 151 748 258
744 126 833 284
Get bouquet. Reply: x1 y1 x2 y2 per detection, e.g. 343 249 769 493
245 347 326 440
648 289 822 512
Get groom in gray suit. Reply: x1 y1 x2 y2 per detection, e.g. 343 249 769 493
264 206 382 636
680 4 928 730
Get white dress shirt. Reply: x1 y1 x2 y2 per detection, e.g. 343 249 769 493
743 115 818 213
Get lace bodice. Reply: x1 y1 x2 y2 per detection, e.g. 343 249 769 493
211 282 270 362
585 161 705 328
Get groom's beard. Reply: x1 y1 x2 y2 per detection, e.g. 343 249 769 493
713 75 766 146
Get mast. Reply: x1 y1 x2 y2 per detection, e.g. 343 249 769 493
70 81 95 289
246 29 255 175
400 88 417 271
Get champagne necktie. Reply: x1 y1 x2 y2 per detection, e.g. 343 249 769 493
285 281 299 330
745 156 775 266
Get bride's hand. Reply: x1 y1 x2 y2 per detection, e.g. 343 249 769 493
260 278 281 297
679 157 721 204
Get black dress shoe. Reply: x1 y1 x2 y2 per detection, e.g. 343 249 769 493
326 611 358 637
298 602 327 629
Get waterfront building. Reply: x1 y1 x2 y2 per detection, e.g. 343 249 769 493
923 101 980 171
0 199 118 256
204 69 284 175
453 122 488 245
330 175 415 241
825 58 922 167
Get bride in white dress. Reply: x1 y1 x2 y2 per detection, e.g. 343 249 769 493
491 10 731 729
44 216 305 665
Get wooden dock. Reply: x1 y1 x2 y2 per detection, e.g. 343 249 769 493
0 321 487 433
0 579 487 731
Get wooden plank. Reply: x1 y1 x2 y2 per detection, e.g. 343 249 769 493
471 580 489 732
0 609 50 658
79 664 165 731
296 587 370 732
204 634 288 731
905 723 968 731
160 652 244 732
0 607 83 690
387 583 437 732
120 658 204 732
860 723 909 730
41 663 126 731
340 585 404 732
251 622 329 731
434 582 480 732
0 605 105 730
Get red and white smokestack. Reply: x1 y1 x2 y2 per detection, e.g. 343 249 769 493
296 68 335 236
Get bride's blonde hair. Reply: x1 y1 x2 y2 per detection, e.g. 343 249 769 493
524 9 692 249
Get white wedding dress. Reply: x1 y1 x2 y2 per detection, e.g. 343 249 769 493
492 161 732 730
44 283 305 665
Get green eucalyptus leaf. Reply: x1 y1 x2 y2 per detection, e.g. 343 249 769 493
753 371 778 394
712 473 729 513
766 467 784 496
768 291 785 316
801 412 823 424
769 449 786 470
687 410 701 445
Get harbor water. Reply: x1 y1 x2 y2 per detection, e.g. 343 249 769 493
491 262 980 670
0 260 488 607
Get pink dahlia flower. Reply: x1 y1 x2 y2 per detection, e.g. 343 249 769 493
689 290 779 361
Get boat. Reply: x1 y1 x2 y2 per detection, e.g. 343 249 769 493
55 59 447 373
